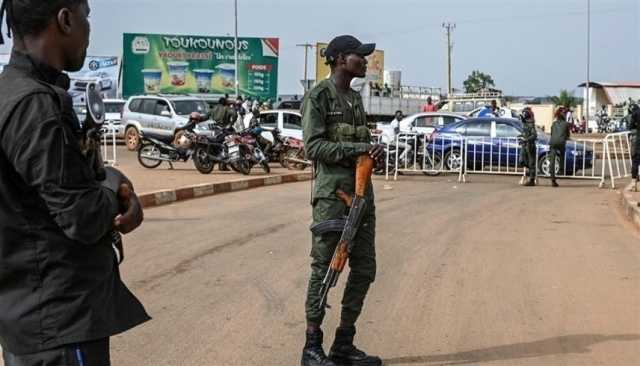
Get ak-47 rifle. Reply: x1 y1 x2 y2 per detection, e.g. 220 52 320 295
311 155 375 310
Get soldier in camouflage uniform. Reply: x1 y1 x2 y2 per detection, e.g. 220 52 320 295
301 35 385 366
520 107 538 186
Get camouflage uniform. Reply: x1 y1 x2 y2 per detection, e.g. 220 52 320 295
521 118 537 180
302 76 376 328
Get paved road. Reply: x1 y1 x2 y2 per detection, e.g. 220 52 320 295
98 174 640 365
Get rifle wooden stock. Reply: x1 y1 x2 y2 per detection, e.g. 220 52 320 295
318 154 375 310
355 155 375 197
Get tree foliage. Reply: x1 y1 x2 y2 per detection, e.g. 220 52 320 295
463 70 495 93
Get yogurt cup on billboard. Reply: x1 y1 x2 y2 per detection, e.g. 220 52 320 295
141 69 162 94
193 69 215 93
167 61 189 87
216 64 236 89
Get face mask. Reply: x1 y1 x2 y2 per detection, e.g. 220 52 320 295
350 78 365 92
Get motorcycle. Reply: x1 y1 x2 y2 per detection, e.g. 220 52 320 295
137 118 200 169
265 128 289 168
282 136 312 170
227 128 271 175
191 126 237 174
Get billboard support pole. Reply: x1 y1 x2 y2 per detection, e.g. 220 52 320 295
234 0 239 97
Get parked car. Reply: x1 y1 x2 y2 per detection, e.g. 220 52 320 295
122 95 212 150
429 117 594 176
248 109 303 142
376 112 468 143
467 107 520 119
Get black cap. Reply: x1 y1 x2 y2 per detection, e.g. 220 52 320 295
325 35 375 64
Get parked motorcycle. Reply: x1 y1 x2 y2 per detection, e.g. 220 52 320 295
137 117 201 169
192 126 237 174
283 137 312 170
227 128 271 175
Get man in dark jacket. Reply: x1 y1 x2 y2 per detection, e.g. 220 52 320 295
628 103 640 191
0 1 149 364
549 107 571 187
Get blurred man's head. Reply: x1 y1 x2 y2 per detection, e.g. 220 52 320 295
0 0 91 72
394 110 403 120
427 96 432 104
490 100 497 110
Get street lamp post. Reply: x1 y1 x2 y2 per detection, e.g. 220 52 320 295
234 0 239 97
585 0 590 127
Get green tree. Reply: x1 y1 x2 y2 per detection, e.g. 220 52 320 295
550 89 579 108
463 70 495 93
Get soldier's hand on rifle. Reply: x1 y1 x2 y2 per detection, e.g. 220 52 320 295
368 143 386 160
114 183 144 235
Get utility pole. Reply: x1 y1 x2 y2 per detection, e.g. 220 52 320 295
585 0 591 127
234 0 239 97
297 43 314 92
442 22 456 96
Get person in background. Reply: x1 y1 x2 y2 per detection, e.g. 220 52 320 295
549 106 571 187
478 99 498 118
519 107 538 186
627 103 640 191
421 96 438 112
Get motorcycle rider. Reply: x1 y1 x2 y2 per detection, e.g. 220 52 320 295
549 106 571 187
628 103 640 191
384 110 412 165
248 113 273 157
519 107 538 186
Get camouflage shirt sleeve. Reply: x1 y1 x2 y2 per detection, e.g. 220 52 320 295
302 91 370 164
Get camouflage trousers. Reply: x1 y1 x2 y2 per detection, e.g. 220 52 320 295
305 197 376 327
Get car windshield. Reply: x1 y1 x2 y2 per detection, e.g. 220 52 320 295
172 100 209 116
105 102 124 114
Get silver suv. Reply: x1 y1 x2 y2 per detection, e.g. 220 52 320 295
122 95 211 150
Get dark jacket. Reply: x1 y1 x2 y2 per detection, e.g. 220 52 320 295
0 50 149 354
549 119 570 148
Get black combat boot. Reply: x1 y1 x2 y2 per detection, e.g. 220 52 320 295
551 180 559 187
523 178 535 186
329 326 382 366
302 329 336 366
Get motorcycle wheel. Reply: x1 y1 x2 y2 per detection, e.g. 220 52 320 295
193 147 216 174
231 160 252 175
137 144 163 169
285 148 306 170
279 152 288 169
261 160 271 174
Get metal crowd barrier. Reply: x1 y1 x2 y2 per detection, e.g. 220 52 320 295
383 131 634 189
101 123 118 166
386 133 465 182
603 131 634 189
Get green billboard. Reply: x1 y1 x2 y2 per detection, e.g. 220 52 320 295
122 33 279 100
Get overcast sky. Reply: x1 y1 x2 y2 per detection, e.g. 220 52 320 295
1 0 638 96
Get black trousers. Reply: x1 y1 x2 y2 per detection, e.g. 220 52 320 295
549 146 566 180
3 338 109 366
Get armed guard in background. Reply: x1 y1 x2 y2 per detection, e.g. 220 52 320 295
628 103 640 191
519 107 538 186
301 35 386 366
549 107 571 187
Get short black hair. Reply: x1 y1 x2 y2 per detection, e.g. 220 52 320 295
0 0 86 44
